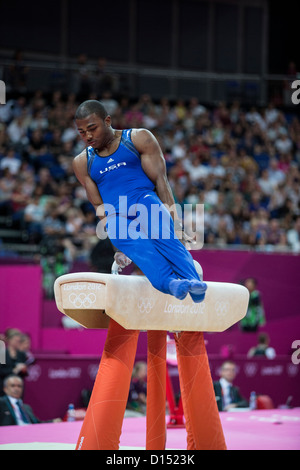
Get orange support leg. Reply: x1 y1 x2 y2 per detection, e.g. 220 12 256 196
146 330 167 450
175 331 227 450
76 319 139 450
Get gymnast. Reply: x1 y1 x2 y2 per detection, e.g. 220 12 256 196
73 100 207 303
64 99 228 450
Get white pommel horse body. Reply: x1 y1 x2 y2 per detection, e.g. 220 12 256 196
54 261 249 333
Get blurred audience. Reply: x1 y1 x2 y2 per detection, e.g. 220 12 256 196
0 91 299 262
0 88 299 306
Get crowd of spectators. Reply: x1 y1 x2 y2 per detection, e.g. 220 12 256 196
0 88 300 278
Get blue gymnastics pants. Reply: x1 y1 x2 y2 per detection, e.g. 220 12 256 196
106 192 200 295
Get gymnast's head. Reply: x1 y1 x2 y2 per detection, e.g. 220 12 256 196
75 100 108 121
75 100 113 149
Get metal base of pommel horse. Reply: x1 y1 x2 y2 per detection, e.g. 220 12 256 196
54 260 249 333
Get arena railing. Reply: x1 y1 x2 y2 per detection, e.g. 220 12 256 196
0 54 296 107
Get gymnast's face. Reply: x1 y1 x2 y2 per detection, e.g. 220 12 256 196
76 113 112 151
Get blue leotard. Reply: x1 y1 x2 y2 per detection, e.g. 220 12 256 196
87 129 154 216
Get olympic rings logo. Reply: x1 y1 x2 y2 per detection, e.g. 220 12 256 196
215 301 229 317
68 293 96 308
137 297 154 314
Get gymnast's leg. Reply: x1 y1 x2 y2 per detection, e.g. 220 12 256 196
138 193 207 301
108 207 207 301
113 234 205 301
76 319 139 450
175 332 227 450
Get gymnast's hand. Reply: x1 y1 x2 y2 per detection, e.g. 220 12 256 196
174 220 196 246
114 251 132 269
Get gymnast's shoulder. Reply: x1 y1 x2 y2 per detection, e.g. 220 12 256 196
72 150 89 181
130 128 160 152
73 150 87 169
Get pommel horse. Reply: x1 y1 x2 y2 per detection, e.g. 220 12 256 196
54 261 249 450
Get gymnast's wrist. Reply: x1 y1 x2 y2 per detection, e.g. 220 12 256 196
174 219 183 231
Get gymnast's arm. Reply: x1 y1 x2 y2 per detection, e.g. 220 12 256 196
72 152 131 267
72 151 110 233
131 129 179 219
131 128 191 240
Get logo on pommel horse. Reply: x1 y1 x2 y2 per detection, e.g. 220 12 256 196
69 292 96 308
215 301 229 317
137 297 154 314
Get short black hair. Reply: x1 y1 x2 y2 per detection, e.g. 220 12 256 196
75 100 108 121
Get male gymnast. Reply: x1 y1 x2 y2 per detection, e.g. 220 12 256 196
72 100 226 450
73 100 207 303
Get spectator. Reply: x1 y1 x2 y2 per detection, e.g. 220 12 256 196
18 333 36 366
240 278 266 332
268 158 286 186
247 333 276 359
258 169 275 197
213 361 248 412
23 186 46 243
188 97 207 118
275 131 293 155
127 361 147 415
65 207 84 236
0 375 39 425
28 109 48 133
0 329 28 396
0 148 21 175
6 111 30 147
0 168 17 216
287 216 300 252
100 91 119 117
0 375 62 425
27 128 48 170
42 200 66 240
265 102 280 126
61 118 78 145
